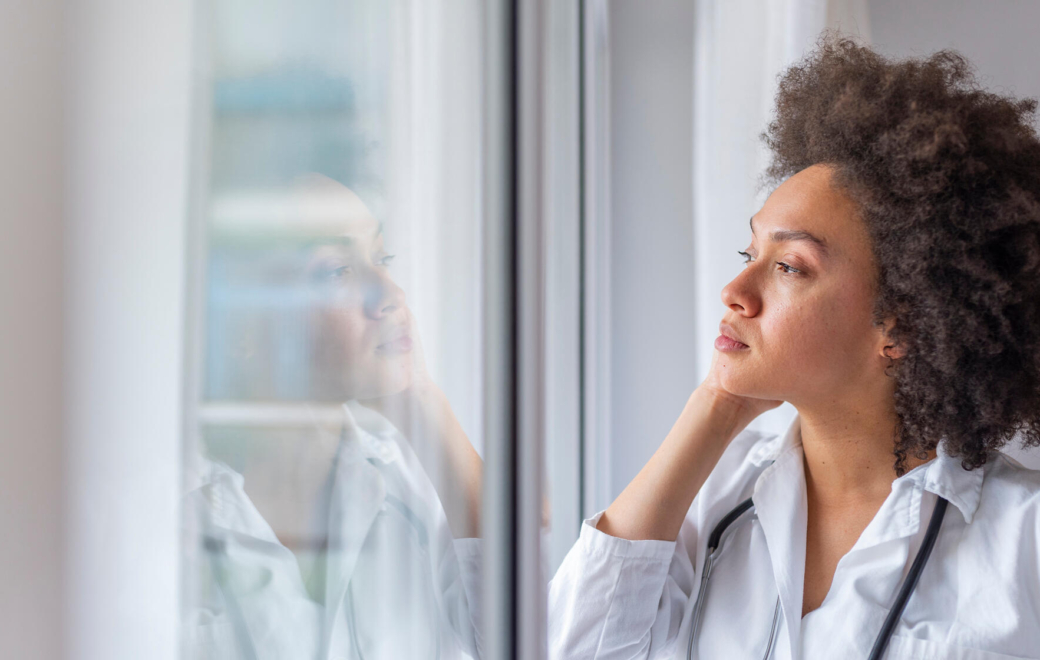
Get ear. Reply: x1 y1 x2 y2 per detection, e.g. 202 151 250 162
877 317 906 360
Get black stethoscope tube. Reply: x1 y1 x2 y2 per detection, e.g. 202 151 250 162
687 494 949 660
868 495 949 659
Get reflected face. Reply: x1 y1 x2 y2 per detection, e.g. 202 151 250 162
303 188 413 402
716 164 886 407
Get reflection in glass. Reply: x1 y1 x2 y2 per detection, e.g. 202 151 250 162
184 175 483 659
181 1 487 658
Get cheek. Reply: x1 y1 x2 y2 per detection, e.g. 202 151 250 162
769 302 846 368
775 287 878 382
314 307 372 359
722 284 876 399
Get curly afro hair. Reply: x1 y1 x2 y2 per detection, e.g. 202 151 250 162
763 34 1040 476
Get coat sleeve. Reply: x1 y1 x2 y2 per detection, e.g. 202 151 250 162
445 537 484 659
447 528 552 660
546 427 774 660
547 512 699 660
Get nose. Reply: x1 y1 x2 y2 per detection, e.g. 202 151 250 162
720 266 761 317
364 267 406 319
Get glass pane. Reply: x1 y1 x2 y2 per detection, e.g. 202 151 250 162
181 2 490 658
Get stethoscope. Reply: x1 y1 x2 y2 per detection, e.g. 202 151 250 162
686 492 949 660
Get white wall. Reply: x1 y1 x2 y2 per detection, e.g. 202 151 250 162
63 1 193 658
869 0 1040 468
0 1 66 658
608 0 698 498
2 2 193 657
870 0 1040 115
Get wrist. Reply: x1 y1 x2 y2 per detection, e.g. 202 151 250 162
687 386 754 443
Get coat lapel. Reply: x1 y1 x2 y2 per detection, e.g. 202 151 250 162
320 413 387 657
751 415 808 659
187 457 324 658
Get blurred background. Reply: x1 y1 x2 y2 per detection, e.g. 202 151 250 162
3 1 1039 658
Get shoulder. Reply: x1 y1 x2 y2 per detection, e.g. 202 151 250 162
941 451 1040 640
689 426 782 521
181 454 265 534
963 451 1040 566
727 425 782 464
184 453 244 498
714 425 782 483
977 451 1040 517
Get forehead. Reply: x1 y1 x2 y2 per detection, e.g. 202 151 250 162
307 222 383 257
288 176 382 244
754 164 867 256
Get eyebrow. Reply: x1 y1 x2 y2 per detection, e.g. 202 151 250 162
750 216 829 257
306 221 384 250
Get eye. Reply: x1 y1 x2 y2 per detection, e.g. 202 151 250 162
376 254 396 267
329 265 354 278
738 250 801 275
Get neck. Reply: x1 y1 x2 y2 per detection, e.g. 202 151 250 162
797 395 936 511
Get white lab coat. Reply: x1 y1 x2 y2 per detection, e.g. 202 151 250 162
548 413 1040 659
182 400 483 660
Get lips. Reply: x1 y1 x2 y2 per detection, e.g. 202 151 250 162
376 330 413 354
717 322 750 350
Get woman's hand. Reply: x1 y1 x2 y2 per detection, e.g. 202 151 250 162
595 347 782 542
358 311 438 434
694 347 783 436
358 314 484 538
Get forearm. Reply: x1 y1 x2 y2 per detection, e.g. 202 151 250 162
396 386 483 538
430 395 483 538
596 388 748 542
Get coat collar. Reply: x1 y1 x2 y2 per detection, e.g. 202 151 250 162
747 412 985 524
746 412 986 658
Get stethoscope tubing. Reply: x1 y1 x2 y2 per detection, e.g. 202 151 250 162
868 496 948 659
686 494 949 660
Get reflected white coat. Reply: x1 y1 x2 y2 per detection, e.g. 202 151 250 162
182 401 482 660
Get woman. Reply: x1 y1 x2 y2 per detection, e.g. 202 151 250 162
549 37 1040 659
182 175 484 659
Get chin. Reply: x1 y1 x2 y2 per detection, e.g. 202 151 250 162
309 359 414 402
357 361 414 400
377 372 413 397
719 366 786 402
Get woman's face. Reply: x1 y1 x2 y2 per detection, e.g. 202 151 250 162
303 186 414 402
716 164 890 407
